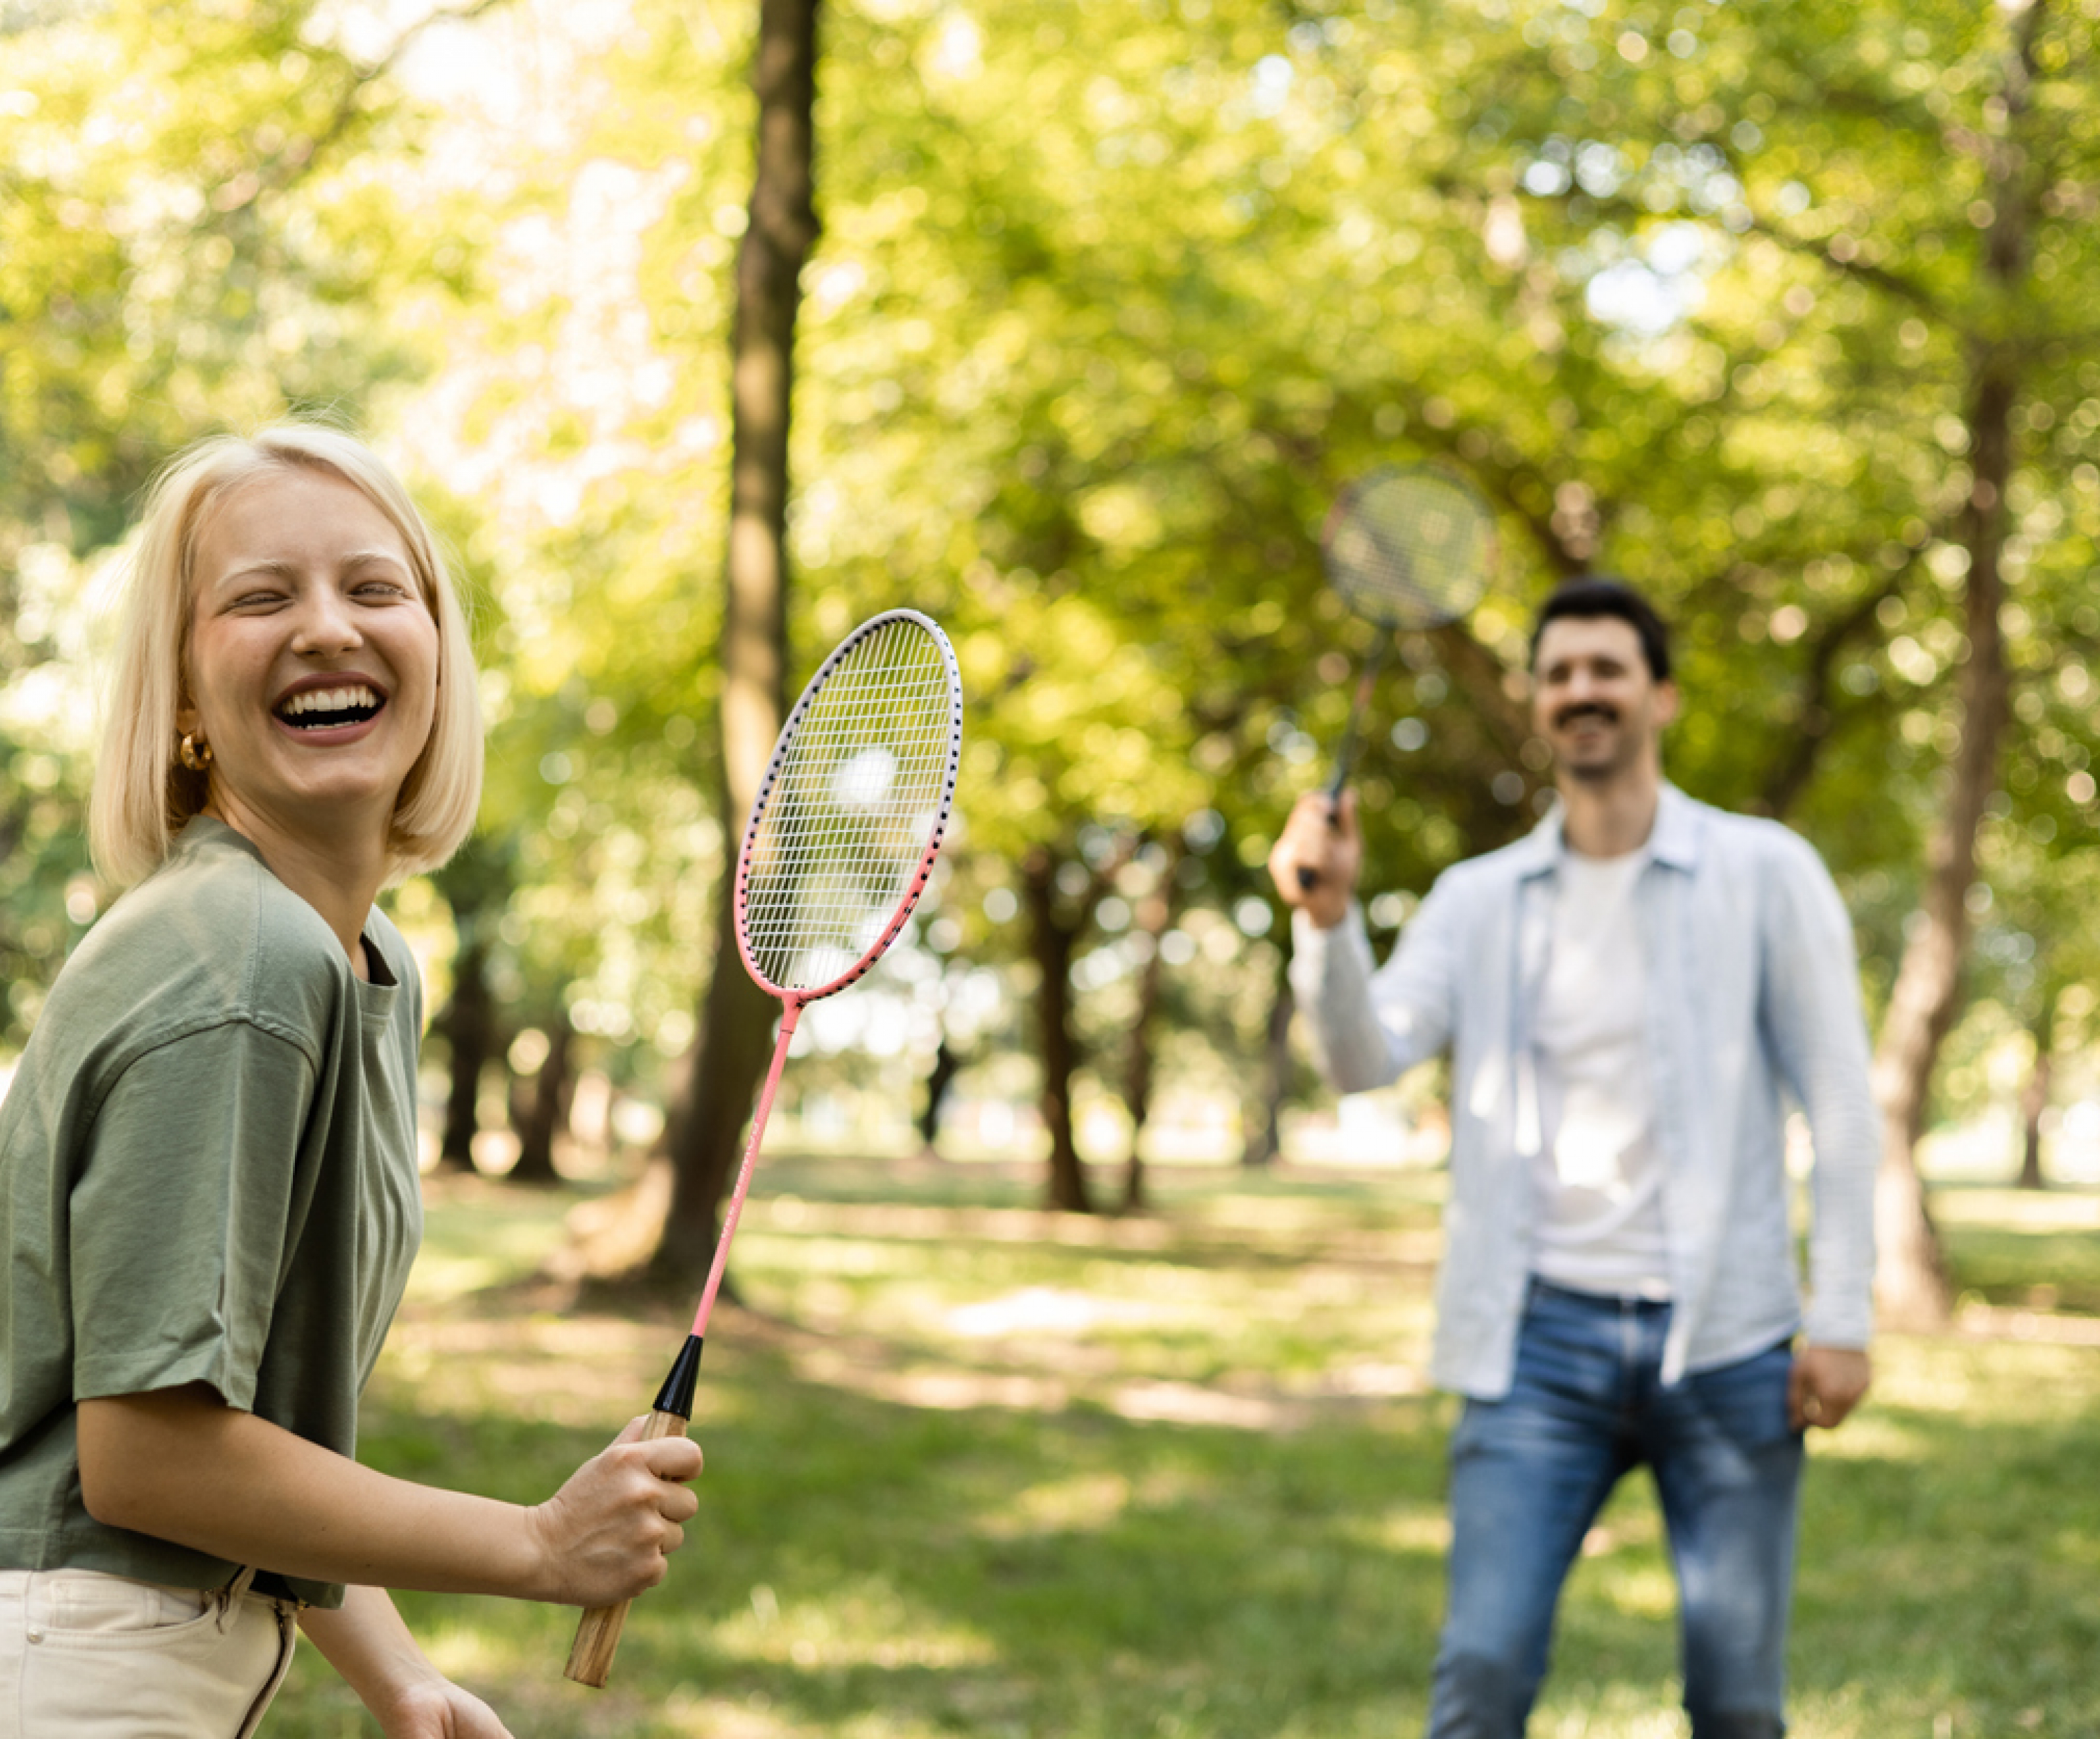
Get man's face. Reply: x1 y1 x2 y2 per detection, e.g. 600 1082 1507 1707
1530 613 1678 784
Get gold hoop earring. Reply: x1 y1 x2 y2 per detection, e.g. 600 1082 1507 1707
178 733 214 772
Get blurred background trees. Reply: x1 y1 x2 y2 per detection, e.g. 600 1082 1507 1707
8 0 2100 1301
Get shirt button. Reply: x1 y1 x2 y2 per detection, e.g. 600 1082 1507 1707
25 1628 42 1643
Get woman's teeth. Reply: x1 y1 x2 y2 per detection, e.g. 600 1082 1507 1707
278 685 381 726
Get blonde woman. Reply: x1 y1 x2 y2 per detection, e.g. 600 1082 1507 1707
0 426 702 1737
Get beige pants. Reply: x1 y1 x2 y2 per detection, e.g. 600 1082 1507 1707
0 1568 296 1738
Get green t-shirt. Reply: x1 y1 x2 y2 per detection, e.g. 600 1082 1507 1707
0 818 423 1608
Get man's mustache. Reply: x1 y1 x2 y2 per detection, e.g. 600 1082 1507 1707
1552 702 1620 729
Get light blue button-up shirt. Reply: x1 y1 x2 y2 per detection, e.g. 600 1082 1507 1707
1289 784 1878 1397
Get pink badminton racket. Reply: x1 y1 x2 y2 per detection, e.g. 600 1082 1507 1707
566 608 962 1687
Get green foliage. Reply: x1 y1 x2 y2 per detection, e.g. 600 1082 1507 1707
0 0 467 1045
373 0 760 1062
0 0 447 547
15 0 2100 1153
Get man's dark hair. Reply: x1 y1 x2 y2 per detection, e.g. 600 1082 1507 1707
1530 576 1672 682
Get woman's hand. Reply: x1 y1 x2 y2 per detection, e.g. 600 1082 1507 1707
302 1587 514 1737
371 1677 514 1739
526 1417 704 1607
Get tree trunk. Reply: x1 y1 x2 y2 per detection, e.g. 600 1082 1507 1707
429 835 516 1177
650 0 819 1284
436 932 494 1174
1243 964 1295 1168
1867 365 2012 1326
1119 870 1179 1212
2018 987 2055 1191
510 1009 573 1186
918 1032 962 1153
1866 7 2036 1330
2017 1045 2051 1192
1756 568 1907 821
1023 846 1091 1213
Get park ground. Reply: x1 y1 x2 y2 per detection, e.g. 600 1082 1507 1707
269 1160 2100 1739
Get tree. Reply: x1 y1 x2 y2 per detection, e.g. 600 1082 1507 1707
32 0 2095 1252
428 835 516 1172
1843 0 2043 1326
509 1006 575 1185
653 0 821 1285
0 1 482 1045
1116 845 1184 1209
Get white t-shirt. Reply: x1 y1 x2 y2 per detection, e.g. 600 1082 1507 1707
1528 846 1671 1298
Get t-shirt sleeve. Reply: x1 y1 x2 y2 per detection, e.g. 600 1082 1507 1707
68 1021 318 1411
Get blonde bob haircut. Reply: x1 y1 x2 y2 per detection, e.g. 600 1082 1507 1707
90 423 484 888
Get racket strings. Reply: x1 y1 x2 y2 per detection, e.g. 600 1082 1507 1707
1324 472 1492 629
742 616 958 993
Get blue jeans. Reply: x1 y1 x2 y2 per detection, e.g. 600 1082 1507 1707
1426 1282 1803 1739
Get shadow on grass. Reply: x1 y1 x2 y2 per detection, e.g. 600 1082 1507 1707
272 1342 2100 1739
266 1172 2100 1738
1787 1396 2100 1734
1947 1227 2100 1316
368 1350 1458 1738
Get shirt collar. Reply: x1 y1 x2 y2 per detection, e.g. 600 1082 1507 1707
1513 781 1702 878
1647 783 1703 871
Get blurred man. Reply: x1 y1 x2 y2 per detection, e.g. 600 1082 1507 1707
1269 577 1876 1739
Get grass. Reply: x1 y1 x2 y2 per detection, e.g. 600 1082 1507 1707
266 1162 2100 1738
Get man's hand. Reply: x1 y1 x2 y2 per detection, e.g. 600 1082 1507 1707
527 1417 704 1607
1268 790 1362 928
1788 1344 1870 1432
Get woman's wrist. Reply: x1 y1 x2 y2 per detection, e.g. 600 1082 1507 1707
300 1586 444 1710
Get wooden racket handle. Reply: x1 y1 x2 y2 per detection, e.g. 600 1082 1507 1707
563 1407 690 1688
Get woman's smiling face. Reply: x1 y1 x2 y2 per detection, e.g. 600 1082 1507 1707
178 464 441 853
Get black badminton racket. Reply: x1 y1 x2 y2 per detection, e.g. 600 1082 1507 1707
1298 466 1495 890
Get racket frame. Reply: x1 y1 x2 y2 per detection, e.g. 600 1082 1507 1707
734 607 964 1002
1318 463 1496 635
